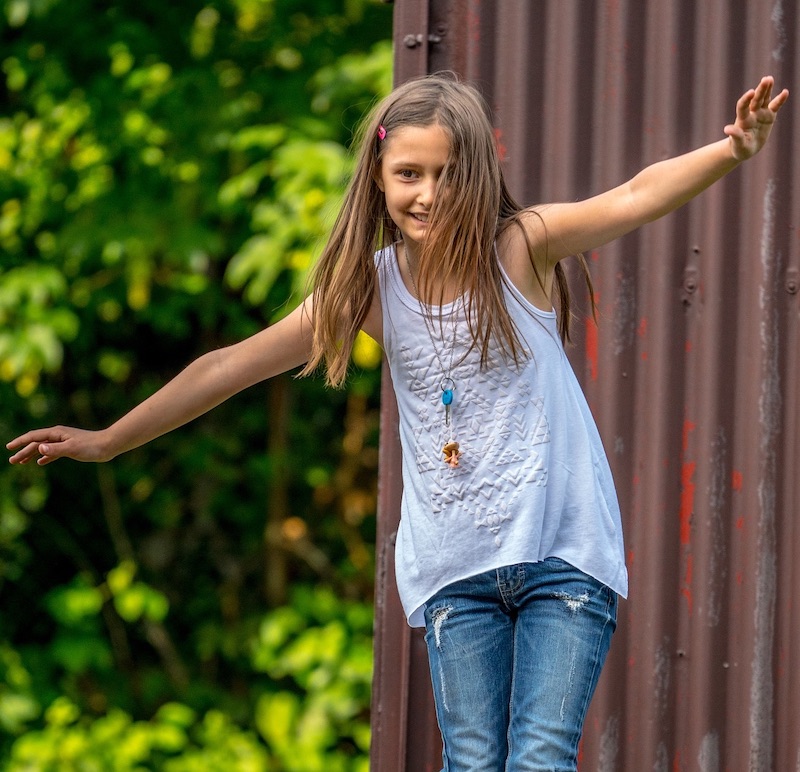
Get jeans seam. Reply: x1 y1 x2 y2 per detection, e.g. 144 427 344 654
569 587 615 755
497 564 526 609
505 610 518 772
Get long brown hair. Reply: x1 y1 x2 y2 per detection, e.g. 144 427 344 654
302 73 595 387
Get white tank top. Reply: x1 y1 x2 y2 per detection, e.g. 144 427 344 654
376 244 628 627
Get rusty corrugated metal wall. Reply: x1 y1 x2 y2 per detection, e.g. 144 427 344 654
371 1 800 770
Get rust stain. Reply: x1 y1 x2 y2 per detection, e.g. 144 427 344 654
585 316 599 381
493 127 507 162
681 553 694 614
679 418 696 545
679 459 695 545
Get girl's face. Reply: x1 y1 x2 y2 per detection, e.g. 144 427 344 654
375 123 451 260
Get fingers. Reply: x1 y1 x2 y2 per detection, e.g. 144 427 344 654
751 76 774 108
736 81 768 123
769 87 790 112
6 427 68 465
8 441 67 466
7 440 55 465
722 123 742 140
726 76 788 161
735 89 756 124
37 450 61 466
6 441 40 465
740 76 788 118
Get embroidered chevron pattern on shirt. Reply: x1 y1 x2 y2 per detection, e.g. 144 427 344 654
402 327 555 548
529 396 551 445
495 446 526 466
400 344 439 400
474 505 513 547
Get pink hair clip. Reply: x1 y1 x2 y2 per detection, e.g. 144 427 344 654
377 124 387 141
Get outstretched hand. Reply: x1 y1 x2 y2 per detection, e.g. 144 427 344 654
6 426 112 466
724 76 789 161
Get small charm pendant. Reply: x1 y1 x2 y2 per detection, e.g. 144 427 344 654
442 388 453 426
442 441 461 468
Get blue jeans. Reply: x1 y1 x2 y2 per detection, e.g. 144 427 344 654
423 558 617 771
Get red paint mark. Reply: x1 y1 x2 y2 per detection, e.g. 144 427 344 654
681 418 696 453
641 351 648 361
632 474 640 487
638 317 648 337
736 571 743 585
679 461 695 545
732 469 743 491
627 548 635 567
493 128 507 162
590 249 600 262
679 419 696 545
685 339 692 353
681 554 693 614
735 516 744 530
673 750 682 772
585 316 598 381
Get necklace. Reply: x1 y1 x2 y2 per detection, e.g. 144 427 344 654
403 244 462 468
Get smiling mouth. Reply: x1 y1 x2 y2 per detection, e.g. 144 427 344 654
410 213 429 223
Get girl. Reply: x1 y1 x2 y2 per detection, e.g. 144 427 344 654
7 73 788 770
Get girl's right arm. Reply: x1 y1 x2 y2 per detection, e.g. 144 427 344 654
526 76 788 265
6 298 314 466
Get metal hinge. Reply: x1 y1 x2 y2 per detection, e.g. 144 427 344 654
403 32 443 49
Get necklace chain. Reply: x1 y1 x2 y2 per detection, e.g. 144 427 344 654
403 244 462 467
403 246 458 384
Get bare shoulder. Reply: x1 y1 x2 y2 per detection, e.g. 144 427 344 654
496 214 553 311
360 281 383 345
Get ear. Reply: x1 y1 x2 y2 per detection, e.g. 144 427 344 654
373 166 385 192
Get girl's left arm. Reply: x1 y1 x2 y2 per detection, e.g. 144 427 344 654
529 76 789 263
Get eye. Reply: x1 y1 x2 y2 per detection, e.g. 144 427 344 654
398 169 418 180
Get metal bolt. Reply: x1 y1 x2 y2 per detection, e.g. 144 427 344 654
403 32 443 48
683 267 699 294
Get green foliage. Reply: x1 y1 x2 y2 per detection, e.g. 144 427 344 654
0 0 390 766
250 587 372 771
3 587 372 770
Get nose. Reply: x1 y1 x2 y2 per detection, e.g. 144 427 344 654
416 177 437 209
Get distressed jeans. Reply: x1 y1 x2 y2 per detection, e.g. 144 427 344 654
423 558 617 771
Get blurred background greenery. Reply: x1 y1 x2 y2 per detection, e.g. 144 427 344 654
0 0 392 768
